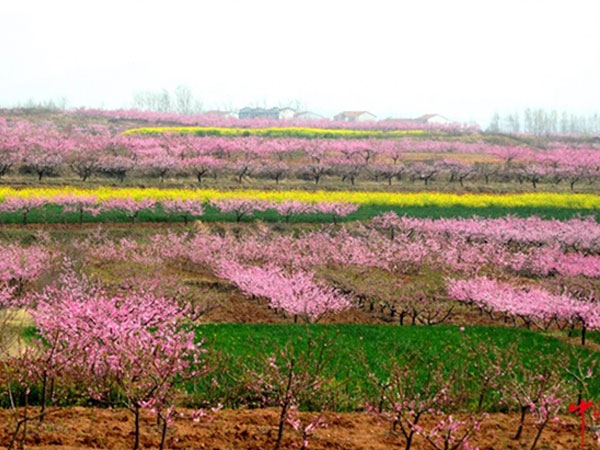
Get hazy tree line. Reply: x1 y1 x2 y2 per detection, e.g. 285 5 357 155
488 108 600 135
6 97 69 111
131 85 204 115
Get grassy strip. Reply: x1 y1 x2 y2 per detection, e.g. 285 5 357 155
0 204 597 225
192 323 599 411
121 126 426 139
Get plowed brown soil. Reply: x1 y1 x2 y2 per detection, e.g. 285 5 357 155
0 407 596 450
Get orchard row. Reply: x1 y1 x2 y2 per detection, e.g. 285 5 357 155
0 196 358 224
1 118 600 188
3 213 599 333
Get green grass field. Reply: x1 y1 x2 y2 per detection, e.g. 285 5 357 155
190 323 600 411
0 203 597 225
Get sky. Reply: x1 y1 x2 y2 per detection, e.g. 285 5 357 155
1 0 599 126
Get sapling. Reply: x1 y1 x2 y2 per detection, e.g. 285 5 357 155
457 336 518 411
413 413 486 450
503 353 573 450
363 348 474 450
0 197 47 225
161 199 205 224
286 405 328 450
245 332 337 450
99 197 157 223
211 198 269 222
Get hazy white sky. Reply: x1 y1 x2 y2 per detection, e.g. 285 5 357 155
1 0 599 125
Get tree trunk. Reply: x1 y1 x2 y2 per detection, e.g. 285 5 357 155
529 420 548 450
40 371 48 423
274 402 289 450
133 406 140 450
159 415 168 450
405 432 414 450
514 406 527 440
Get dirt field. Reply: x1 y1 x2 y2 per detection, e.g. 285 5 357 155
0 407 594 450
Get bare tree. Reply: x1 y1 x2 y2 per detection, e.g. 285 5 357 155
132 86 202 114
487 112 500 133
174 85 193 114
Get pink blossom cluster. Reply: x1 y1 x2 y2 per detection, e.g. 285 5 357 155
210 199 358 222
311 202 359 222
216 260 351 321
161 199 205 223
447 277 600 329
0 196 47 223
372 212 600 252
98 197 157 222
29 268 205 427
0 243 55 307
412 414 485 450
54 194 102 220
210 199 270 222
511 246 600 278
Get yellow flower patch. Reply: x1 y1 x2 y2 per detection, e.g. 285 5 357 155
0 187 598 210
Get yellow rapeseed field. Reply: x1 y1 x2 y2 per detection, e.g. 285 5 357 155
122 126 426 139
0 187 599 209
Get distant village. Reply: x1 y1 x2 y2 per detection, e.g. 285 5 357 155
205 107 452 124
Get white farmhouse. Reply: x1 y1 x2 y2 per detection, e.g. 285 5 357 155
294 111 324 120
416 114 452 125
205 110 239 119
333 111 377 122
278 107 297 120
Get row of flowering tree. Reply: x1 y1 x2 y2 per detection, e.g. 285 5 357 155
2 118 600 188
74 213 600 282
371 212 600 252
216 260 351 322
69 209 600 329
76 213 600 284
447 277 600 345
0 195 359 224
210 199 358 223
363 336 577 450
